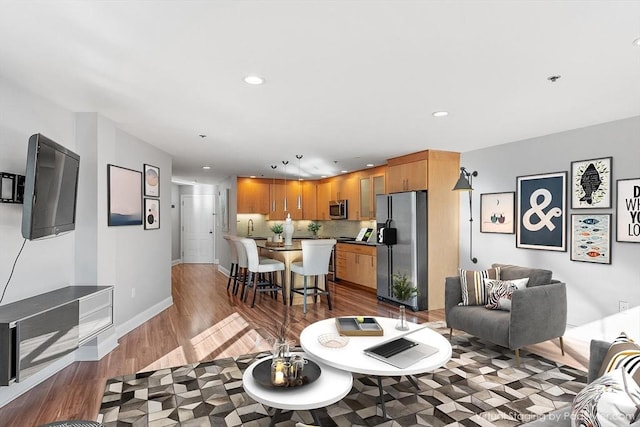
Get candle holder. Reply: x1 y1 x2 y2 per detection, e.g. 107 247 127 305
270 357 289 387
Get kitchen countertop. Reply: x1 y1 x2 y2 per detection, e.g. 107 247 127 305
243 236 377 246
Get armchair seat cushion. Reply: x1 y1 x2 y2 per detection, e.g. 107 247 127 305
447 305 510 347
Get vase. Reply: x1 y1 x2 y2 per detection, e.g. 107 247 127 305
283 214 294 246
271 338 290 358
396 305 409 331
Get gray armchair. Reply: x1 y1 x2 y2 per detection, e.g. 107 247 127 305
445 263 567 366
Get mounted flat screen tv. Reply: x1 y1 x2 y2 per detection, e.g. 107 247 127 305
21 133 80 240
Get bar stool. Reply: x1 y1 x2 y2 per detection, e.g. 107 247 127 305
223 234 239 293
233 238 250 297
290 239 336 313
239 238 287 307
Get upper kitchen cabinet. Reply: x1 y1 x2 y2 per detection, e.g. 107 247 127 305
316 181 331 220
268 180 303 220
330 174 358 220
359 166 386 219
386 151 429 193
237 177 270 214
286 180 317 220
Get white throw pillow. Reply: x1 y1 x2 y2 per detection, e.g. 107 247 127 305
571 368 640 427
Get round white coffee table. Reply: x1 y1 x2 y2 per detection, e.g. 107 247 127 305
242 352 353 427
300 317 452 418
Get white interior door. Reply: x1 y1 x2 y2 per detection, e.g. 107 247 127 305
181 195 215 263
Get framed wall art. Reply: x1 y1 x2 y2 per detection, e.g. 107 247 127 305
480 192 515 234
616 177 640 243
571 214 611 264
108 164 143 226
144 198 160 230
571 156 612 208
144 164 160 197
516 171 567 251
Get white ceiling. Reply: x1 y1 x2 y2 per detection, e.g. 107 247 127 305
1 1 639 185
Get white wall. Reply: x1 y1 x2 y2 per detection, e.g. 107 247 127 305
0 76 77 304
459 116 640 327
0 77 173 405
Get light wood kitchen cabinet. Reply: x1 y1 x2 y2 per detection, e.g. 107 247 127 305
330 174 358 219
269 180 304 220
316 181 331 220
387 153 428 193
237 178 270 214
300 180 317 220
335 243 377 290
358 167 386 219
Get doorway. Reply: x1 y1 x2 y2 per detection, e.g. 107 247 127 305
181 195 216 263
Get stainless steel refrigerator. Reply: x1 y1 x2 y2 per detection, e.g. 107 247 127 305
376 191 428 311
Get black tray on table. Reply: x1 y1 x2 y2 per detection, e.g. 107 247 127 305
251 356 321 389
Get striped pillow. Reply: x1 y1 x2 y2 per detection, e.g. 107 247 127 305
598 332 640 385
458 267 500 306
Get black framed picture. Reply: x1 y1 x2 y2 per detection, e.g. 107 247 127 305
571 214 611 264
480 192 515 234
144 198 160 230
107 164 143 226
516 171 567 251
570 157 612 209
616 178 640 243
144 164 160 197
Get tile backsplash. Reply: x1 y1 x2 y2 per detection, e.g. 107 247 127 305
237 214 375 240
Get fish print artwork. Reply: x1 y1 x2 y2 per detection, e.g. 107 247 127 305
571 157 611 209
571 214 611 264
571 157 612 209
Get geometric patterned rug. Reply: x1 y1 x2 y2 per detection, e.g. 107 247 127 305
98 321 587 426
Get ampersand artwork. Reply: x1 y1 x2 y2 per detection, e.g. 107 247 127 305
579 163 602 205
523 189 563 232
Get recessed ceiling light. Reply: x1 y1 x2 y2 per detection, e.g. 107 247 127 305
199 134 207 139
244 75 265 85
634 37 640 46
366 163 374 167
202 166 211 170
432 111 449 117
547 75 561 82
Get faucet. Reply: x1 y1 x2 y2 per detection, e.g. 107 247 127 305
247 219 254 236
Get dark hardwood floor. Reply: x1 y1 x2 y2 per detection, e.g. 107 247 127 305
0 263 445 426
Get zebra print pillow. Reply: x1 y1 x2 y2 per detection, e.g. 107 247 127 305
598 332 640 385
483 278 529 310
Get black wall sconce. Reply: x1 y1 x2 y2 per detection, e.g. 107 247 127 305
452 167 478 264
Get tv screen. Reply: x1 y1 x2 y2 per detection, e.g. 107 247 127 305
21 134 80 240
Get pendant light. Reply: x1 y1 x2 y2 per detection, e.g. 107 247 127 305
282 160 289 213
270 164 277 212
296 154 303 210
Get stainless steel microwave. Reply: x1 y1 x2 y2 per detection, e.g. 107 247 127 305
329 200 348 219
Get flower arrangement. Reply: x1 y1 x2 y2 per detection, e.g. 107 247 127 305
307 222 321 236
391 272 419 302
270 223 284 235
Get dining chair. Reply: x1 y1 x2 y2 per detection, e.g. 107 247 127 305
239 238 287 307
290 239 337 313
223 234 239 293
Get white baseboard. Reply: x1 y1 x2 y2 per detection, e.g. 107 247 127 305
219 265 231 277
115 296 174 337
172 258 182 266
